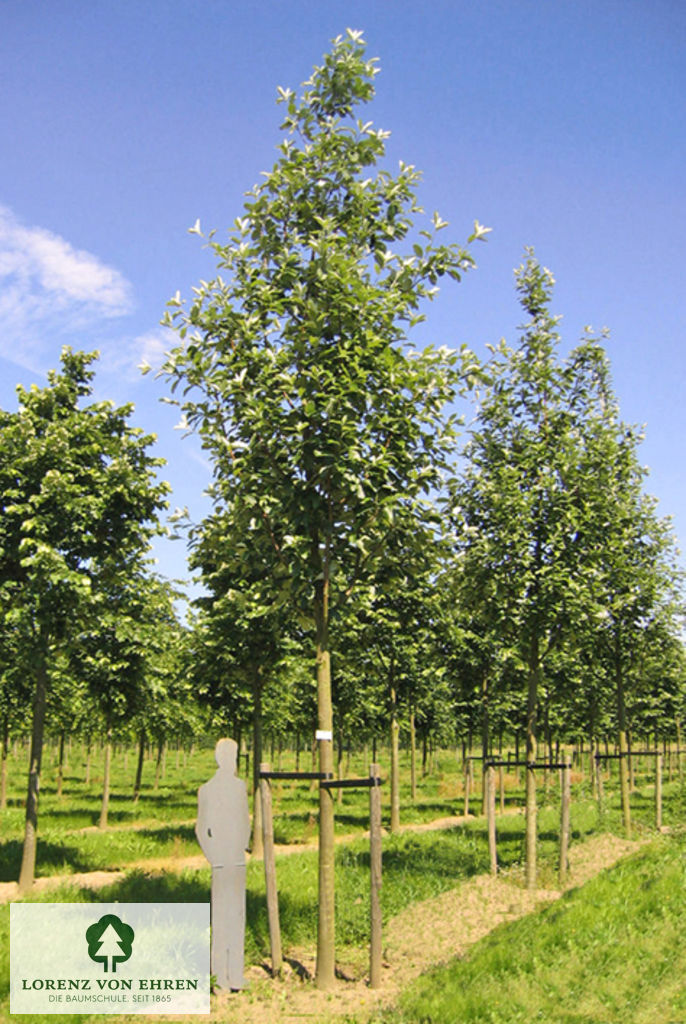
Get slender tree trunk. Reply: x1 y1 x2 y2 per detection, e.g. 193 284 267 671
525 640 539 891
627 729 635 791
421 730 428 777
19 655 49 891
133 728 145 802
615 653 631 837
389 676 400 833
310 736 317 791
409 706 417 803
481 671 490 810
56 730 65 799
154 740 164 791
0 716 9 811
99 726 113 829
543 699 551 800
589 704 597 798
676 718 683 786
251 670 264 858
336 730 344 806
314 572 335 990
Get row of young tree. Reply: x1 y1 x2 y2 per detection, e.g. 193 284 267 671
157 31 683 987
1 29 683 990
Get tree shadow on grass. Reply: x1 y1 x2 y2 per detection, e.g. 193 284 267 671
134 793 198 812
134 824 197 845
0 839 96 881
95 868 211 903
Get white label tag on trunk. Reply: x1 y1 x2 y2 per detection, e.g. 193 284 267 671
315 730 333 741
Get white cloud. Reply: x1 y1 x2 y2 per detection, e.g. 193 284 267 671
0 204 134 372
97 326 175 383
136 328 172 371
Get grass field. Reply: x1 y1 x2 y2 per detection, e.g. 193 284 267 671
0 738 683 1022
393 831 686 1024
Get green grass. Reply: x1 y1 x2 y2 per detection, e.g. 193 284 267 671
392 832 686 1024
0 740 684 1022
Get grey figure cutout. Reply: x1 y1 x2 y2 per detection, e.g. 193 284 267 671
196 738 251 990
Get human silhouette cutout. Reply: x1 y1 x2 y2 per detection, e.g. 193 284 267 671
196 738 251 990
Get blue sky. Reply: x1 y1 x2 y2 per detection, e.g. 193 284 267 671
1 0 684 591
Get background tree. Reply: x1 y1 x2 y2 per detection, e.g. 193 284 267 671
577 397 684 834
159 29 482 985
448 254 624 888
0 349 168 889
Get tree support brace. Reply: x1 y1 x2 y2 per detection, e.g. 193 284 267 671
320 777 383 789
258 770 333 781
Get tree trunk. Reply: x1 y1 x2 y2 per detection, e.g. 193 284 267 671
627 729 635 791
615 654 631 837
133 727 145 802
543 699 551 800
409 707 417 803
481 671 490 810
336 730 344 806
251 670 264 858
310 736 318 791
389 678 400 833
18 656 49 891
525 641 539 891
56 730 65 799
676 718 683 786
99 727 113 829
314 572 335 990
589 704 597 798
0 716 8 811
154 740 164 791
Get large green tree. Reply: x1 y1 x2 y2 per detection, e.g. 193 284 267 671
159 29 481 985
0 349 168 889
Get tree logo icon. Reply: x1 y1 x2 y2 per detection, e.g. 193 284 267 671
86 914 135 973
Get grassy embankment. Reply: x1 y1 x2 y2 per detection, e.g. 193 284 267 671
392 831 686 1024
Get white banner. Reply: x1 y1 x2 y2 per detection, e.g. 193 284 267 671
10 903 210 1014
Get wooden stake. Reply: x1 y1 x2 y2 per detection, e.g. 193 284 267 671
369 764 382 989
259 763 282 977
463 759 471 817
487 765 497 876
559 759 571 884
595 748 604 818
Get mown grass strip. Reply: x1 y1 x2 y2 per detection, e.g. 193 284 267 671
393 833 686 1024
